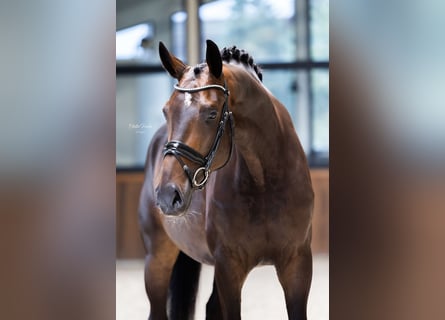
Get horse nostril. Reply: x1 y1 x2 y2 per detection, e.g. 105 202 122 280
156 184 185 215
172 189 183 209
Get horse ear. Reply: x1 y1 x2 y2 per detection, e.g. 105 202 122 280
159 41 187 80
206 39 222 79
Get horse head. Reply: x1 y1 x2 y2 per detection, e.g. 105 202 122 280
155 40 233 216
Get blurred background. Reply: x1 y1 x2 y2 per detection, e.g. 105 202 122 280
2 0 445 319
116 0 329 319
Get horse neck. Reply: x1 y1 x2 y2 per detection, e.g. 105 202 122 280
225 65 284 188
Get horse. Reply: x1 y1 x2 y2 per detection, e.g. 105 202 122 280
138 39 314 320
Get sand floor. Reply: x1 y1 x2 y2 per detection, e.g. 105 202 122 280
116 254 328 320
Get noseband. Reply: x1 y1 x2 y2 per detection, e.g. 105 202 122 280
163 82 234 189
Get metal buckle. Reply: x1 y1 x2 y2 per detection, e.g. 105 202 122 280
192 167 209 188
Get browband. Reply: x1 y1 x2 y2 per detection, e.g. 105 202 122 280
173 84 229 95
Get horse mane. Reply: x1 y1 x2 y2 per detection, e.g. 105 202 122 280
221 46 263 82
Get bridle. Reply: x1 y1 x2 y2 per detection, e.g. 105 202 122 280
163 81 234 189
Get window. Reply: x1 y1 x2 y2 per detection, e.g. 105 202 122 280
171 11 187 61
312 69 329 153
310 0 329 61
200 0 297 62
116 23 156 64
116 73 171 167
116 0 183 169
116 0 329 168
200 0 329 165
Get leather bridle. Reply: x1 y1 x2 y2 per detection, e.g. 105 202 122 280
163 82 234 189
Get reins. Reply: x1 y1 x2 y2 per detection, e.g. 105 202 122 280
163 82 234 189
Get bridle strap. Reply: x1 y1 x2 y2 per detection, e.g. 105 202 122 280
204 105 233 172
174 84 229 95
163 82 233 189
164 141 206 166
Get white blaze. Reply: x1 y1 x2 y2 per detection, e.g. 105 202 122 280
184 92 192 107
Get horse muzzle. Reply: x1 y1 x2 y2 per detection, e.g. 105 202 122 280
155 183 188 216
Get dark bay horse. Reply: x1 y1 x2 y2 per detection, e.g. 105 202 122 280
139 40 314 320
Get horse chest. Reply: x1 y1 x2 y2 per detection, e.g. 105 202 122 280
161 210 215 265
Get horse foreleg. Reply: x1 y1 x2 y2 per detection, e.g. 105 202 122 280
144 241 179 320
206 279 223 320
169 251 202 320
213 254 249 320
275 245 312 320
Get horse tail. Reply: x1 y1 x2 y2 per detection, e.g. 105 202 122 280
168 251 202 320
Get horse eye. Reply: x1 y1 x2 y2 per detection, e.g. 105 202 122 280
208 110 218 120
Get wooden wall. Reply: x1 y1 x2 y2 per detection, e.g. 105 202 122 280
310 169 329 253
116 172 146 259
116 169 329 259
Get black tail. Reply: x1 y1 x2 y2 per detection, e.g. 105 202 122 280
168 251 202 320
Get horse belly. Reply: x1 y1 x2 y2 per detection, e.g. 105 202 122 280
161 210 214 265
